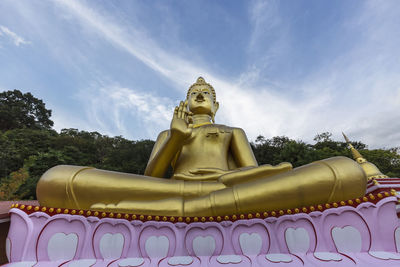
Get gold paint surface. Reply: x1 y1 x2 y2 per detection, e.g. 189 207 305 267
37 77 370 217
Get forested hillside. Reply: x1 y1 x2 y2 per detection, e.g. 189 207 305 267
1 90 399 200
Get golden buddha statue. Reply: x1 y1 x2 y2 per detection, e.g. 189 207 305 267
37 77 369 217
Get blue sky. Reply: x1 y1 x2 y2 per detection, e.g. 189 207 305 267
0 0 399 148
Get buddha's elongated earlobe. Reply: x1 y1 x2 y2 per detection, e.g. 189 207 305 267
211 101 219 123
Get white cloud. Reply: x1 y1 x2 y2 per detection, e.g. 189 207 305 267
54 0 203 89
52 0 317 141
248 0 282 51
81 84 174 139
0 25 30 46
51 110 92 133
311 1 400 148
43 0 400 148
240 0 400 148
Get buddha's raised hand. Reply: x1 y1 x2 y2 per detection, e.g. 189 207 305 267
170 100 193 139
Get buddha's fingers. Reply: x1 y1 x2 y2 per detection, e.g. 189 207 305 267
177 101 184 119
183 100 190 121
183 110 189 121
219 162 293 186
173 172 221 181
173 106 179 118
190 168 221 174
187 111 193 124
190 167 232 175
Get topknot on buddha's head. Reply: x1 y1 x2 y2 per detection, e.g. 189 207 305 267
187 77 216 103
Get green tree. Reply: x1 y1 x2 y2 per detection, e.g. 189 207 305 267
0 129 57 178
0 167 29 200
0 89 53 131
16 150 68 199
360 148 400 178
251 132 400 178
101 138 155 174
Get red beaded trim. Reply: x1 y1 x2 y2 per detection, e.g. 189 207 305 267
10 190 397 223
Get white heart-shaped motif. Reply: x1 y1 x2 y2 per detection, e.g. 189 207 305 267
193 236 216 256
6 238 11 262
168 256 193 265
118 257 145 267
47 232 78 261
395 227 400 252
265 254 292 263
332 226 362 253
145 236 169 258
285 228 310 253
239 233 262 255
314 252 342 261
100 233 124 259
7 262 37 267
68 259 97 267
216 255 242 264
369 251 400 260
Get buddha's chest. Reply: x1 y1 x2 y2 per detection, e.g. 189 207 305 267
192 125 232 142
175 126 233 170
181 125 233 154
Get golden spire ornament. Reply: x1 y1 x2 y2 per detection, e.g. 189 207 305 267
342 132 388 180
342 132 367 164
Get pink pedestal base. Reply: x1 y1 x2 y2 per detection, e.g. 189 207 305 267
4 195 400 266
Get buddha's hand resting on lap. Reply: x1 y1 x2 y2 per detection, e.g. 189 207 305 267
173 168 237 181
171 100 193 139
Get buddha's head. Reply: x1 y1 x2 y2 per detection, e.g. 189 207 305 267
186 77 219 122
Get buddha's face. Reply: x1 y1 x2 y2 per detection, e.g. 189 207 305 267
187 85 218 116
